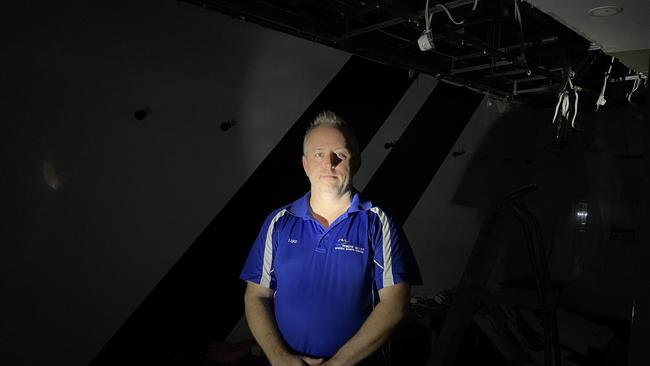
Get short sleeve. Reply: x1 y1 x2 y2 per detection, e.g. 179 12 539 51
370 207 422 289
239 208 287 290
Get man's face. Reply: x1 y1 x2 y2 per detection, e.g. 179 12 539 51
302 125 356 196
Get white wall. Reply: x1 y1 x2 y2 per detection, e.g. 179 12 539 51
1 1 347 365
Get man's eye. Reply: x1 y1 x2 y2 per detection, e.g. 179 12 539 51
315 152 323 158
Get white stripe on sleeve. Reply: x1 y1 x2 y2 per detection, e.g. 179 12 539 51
260 209 286 288
370 207 394 286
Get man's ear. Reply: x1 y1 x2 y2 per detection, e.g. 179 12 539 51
302 155 308 175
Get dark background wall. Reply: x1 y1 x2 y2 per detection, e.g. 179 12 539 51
452 103 647 320
2 1 348 364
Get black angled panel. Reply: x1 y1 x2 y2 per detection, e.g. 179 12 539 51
91 56 415 364
362 82 483 225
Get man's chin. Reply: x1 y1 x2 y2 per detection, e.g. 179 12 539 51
316 184 351 195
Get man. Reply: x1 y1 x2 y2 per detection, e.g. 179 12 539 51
240 111 421 365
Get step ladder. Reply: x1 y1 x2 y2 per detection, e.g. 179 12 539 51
430 185 562 366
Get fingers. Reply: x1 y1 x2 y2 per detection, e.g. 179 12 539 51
301 356 325 365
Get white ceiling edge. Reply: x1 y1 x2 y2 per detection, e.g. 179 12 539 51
610 49 649 74
524 0 650 53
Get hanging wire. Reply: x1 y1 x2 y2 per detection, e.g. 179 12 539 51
552 71 580 128
424 0 479 30
626 75 642 103
595 56 615 111
513 0 531 75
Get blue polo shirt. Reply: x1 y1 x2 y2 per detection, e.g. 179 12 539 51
240 191 421 358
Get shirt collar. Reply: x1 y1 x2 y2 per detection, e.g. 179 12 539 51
287 191 312 219
287 189 372 219
348 190 373 213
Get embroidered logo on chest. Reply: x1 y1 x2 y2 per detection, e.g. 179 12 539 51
334 238 365 254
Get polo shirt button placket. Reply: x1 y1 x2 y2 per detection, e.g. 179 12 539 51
315 233 327 254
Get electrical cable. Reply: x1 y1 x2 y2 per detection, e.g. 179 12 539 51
433 3 464 25
513 0 530 75
425 0 479 29
627 75 641 102
552 73 580 129
420 0 479 52
595 56 615 111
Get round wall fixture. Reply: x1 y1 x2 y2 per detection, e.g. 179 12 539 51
134 106 152 120
588 5 623 17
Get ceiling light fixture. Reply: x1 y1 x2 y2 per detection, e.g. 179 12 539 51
588 5 623 17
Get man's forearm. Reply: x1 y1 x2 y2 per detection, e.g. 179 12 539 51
244 294 294 365
328 285 410 366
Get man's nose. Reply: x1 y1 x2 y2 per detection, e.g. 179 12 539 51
325 153 341 168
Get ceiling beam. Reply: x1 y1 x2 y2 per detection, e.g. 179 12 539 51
343 0 477 38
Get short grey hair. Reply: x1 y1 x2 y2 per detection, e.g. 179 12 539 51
303 110 361 171
304 110 359 151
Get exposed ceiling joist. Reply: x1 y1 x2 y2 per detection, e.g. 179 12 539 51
182 0 643 106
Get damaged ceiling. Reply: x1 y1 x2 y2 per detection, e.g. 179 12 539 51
528 0 649 74
181 0 647 106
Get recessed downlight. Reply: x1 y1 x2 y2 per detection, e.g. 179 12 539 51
588 5 623 17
